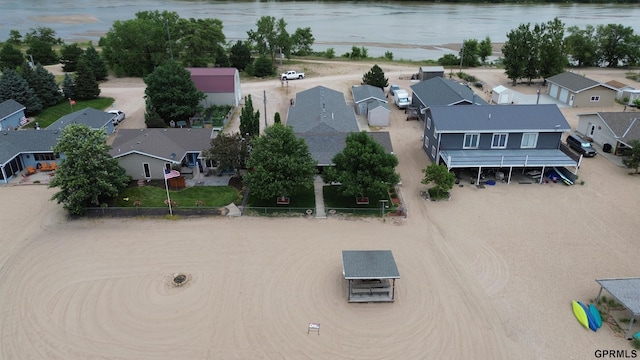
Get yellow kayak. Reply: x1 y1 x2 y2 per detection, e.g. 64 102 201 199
572 300 589 329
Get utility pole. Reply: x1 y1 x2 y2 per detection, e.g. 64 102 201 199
459 41 464 74
263 90 267 129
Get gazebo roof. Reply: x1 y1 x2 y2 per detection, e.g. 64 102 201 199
596 277 640 316
342 250 400 280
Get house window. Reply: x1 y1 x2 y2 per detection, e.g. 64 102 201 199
34 153 55 161
431 145 436 158
424 135 429 149
521 133 538 148
427 117 432 130
463 134 479 149
590 96 600 102
491 133 508 149
143 163 151 178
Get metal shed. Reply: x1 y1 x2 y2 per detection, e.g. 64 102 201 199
342 250 400 302
492 85 512 104
596 277 640 338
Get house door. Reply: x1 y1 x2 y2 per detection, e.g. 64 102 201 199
143 163 151 178
569 95 575 106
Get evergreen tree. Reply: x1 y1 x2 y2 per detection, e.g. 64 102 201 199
59 43 84 72
49 124 130 215
239 94 260 138
229 40 253 71
82 45 109 81
274 112 281 124
361 64 388 90
61 73 76 100
0 68 43 116
21 63 61 107
26 39 58 65
143 98 166 128
144 60 204 126
0 43 25 70
7 30 22 45
73 57 100 100
253 56 274 77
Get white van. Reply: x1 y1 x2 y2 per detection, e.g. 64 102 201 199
394 89 411 109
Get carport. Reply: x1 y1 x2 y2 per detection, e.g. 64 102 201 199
596 277 640 339
342 250 400 303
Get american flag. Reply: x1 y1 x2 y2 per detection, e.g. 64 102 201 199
164 169 180 180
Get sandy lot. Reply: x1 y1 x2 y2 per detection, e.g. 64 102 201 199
2 63 640 359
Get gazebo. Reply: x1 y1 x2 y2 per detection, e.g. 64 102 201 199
596 277 640 338
342 250 400 302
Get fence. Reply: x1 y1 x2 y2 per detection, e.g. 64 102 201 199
84 206 226 218
242 207 315 217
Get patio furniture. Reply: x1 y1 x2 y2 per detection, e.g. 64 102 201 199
26 166 37 175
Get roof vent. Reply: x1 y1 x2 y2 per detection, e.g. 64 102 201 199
488 113 491 120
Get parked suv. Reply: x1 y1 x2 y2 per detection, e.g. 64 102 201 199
566 134 597 157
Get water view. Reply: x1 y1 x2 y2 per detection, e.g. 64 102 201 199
1 1 638 60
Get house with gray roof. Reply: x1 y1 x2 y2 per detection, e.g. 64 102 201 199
0 129 61 183
410 77 487 122
546 72 617 108
576 112 640 156
287 86 393 167
351 85 390 127
0 99 27 131
48 107 116 134
110 128 216 180
423 104 579 183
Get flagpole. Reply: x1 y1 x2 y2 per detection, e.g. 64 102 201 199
164 176 173 216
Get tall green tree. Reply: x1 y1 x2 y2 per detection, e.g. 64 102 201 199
176 18 227 67
503 23 533 86
83 45 109 81
26 39 58 65
244 124 316 200
49 124 130 215
229 40 253 71
539 18 567 82
0 68 42 116
291 27 315 56
252 56 274 77
461 39 480 67
74 58 100 100
478 36 493 64
421 163 455 200
622 139 640 174
322 132 399 198
21 63 61 107
202 132 250 175
7 30 22 45
596 24 635 67
361 64 388 90
60 43 84 72
0 43 24 70
247 16 291 63
144 60 204 126
25 27 62 46
239 94 260 138
565 25 598 67
61 73 75 100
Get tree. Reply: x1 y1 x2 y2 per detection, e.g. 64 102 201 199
59 43 84 72
49 124 130 215
61 73 75 100
421 163 455 200
596 24 635 67
7 30 22 45
361 64 388 90
239 94 260 138
253 56 274 77
539 18 567 83
202 132 250 175
26 39 58 65
83 45 108 81
274 112 281 124
0 43 25 70
565 25 598 67
144 60 204 126
21 63 61 107
622 139 640 174
438 53 459 67
143 98 165 128
229 40 253 71
176 18 227 67
25 27 62 46
503 23 534 86
479 36 493 64
73 57 100 100
244 123 316 200
461 39 480 67
322 132 399 198
0 68 43 116
247 16 291 63
291 27 314 56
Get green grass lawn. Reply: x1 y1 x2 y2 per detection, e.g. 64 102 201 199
247 187 315 208
28 97 115 129
113 185 240 208
323 185 393 215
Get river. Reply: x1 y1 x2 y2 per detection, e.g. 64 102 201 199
1 1 638 60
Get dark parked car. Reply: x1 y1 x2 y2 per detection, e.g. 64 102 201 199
566 134 597 157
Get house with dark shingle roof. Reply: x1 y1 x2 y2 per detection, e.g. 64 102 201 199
48 107 116 134
110 128 216 180
410 77 487 122
576 112 640 156
423 104 578 183
286 86 393 167
351 85 390 127
187 67 242 107
545 72 617 108
0 99 27 131
0 129 61 183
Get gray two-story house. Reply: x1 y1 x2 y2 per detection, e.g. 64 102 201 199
423 104 579 183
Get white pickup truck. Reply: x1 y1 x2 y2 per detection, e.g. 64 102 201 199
281 70 305 80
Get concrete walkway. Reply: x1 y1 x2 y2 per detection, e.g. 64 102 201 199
313 175 326 218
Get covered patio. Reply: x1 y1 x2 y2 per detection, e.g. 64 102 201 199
342 250 400 303
596 277 640 339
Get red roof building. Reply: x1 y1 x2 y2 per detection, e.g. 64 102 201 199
187 67 242 107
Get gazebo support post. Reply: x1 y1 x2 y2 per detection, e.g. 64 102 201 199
626 317 635 339
596 286 604 302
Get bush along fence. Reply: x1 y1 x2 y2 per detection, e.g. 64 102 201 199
84 206 227 218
